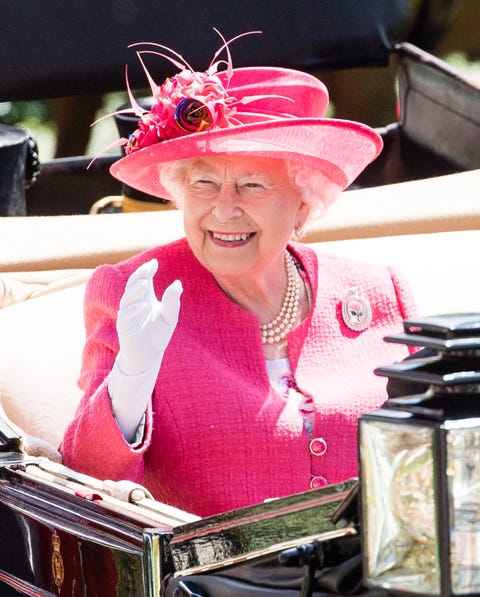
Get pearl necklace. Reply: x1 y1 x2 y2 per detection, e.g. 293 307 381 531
260 251 300 344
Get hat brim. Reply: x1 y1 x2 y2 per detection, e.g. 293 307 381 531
110 118 382 201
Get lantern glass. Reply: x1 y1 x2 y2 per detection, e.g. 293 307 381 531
447 424 480 594
360 417 441 594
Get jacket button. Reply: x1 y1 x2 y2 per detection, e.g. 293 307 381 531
309 437 327 456
310 475 328 489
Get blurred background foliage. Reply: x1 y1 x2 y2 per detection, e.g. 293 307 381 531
0 92 127 162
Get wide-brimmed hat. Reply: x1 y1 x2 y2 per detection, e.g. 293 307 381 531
109 33 383 201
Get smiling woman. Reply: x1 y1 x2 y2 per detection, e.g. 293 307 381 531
59 31 418 518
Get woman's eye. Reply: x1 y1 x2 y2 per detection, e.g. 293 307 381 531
241 182 269 193
191 179 216 189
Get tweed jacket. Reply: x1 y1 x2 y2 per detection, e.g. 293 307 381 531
60 238 416 517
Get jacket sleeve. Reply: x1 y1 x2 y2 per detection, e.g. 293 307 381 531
59 263 153 483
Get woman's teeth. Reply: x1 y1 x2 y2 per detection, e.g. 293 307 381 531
212 232 252 242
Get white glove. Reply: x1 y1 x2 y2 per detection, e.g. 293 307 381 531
108 259 182 442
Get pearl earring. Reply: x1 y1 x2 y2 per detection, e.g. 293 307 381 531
295 225 305 239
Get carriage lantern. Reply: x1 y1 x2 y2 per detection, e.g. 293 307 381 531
359 313 480 596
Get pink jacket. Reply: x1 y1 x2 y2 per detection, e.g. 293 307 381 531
60 239 416 517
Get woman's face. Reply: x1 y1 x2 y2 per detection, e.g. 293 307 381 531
182 155 309 278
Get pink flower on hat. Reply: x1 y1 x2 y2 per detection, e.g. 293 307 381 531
123 33 257 154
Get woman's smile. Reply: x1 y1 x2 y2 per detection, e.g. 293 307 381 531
209 230 256 247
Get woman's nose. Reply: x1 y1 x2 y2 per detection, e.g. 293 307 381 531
212 183 242 222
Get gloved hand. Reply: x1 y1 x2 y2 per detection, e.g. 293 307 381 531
108 259 182 442
115 258 182 376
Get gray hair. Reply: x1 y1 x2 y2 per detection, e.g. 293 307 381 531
284 161 341 224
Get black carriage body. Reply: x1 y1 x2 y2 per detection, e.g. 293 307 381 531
0 443 358 597
0 453 174 596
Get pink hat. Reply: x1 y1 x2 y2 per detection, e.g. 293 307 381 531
109 33 383 201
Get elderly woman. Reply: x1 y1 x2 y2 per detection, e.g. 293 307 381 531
60 35 416 518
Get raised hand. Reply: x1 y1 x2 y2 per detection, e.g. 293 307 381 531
116 259 182 376
108 259 182 442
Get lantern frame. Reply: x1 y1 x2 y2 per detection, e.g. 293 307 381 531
359 313 480 596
